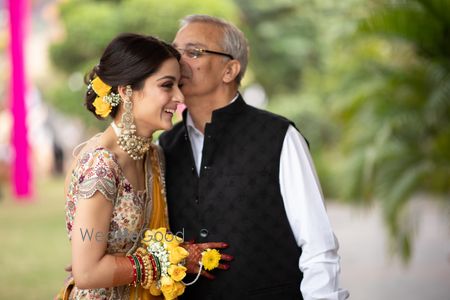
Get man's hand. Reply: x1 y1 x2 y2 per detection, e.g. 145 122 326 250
182 241 233 280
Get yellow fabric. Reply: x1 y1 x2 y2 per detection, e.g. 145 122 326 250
129 286 163 300
148 147 169 230
130 147 169 300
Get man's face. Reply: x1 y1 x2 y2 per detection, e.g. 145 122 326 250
173 22 230 102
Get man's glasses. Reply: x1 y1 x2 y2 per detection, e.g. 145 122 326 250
178 48 234 60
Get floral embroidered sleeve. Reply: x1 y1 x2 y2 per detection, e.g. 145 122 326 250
77 148 119 204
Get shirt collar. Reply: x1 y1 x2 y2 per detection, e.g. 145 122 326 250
186 93 239 133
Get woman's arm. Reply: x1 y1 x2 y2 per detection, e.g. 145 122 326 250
71 191 133 289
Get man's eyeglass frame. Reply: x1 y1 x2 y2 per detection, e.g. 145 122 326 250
178 48 234 60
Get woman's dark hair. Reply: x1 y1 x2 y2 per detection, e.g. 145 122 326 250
85 33 181 119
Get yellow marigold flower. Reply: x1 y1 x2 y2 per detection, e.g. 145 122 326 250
160 276 178 300
174 281 185 297
152 227 167 242
168 264 187 281
142 227 170 246
92 96 112 118
169 246 189 265
91 76 111 97
201 249 221 271
161 277 185 300
165 232 182 250
139 227 188 298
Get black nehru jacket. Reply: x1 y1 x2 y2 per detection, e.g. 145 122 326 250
159 95 303 300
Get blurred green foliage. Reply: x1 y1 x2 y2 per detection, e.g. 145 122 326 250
260 0 450 259
343 0 450 259
48 0 449 259
236 0 320 95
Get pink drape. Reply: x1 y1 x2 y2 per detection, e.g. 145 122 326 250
8 0 33 199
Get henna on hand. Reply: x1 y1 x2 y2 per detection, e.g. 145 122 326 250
182 242 231 280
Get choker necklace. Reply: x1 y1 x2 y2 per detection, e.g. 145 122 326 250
111 121 151 160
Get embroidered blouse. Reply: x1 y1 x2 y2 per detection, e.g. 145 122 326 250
64 146 159 299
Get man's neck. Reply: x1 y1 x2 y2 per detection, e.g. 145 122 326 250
187 89 237 133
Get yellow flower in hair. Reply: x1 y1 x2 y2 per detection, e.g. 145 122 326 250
92 96 112 118
201 248 221 271
91 76 111 96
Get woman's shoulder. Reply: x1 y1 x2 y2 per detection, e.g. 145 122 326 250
72 146 121 203
78 147 119 167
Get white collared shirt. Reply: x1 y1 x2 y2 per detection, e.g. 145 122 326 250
185 99 349 300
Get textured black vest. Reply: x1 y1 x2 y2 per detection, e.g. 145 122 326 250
159 96 303 300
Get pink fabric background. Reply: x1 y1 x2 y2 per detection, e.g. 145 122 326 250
8 0 33 199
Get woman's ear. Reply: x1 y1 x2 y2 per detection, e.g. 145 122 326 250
223 60 241 84
117 85 128 99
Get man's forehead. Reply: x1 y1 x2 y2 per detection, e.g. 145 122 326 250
173 41 208 48
173 23 222 47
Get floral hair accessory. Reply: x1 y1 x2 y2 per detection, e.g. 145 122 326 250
91 76 111 96
92 96 112 118
89 76 121 118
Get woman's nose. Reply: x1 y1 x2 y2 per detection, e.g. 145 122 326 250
173 88 184 104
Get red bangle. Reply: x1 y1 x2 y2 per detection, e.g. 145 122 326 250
126 255 137 286
135 254 146 283
148 253 158 281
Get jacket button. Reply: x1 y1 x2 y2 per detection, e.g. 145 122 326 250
200 228 208 238
195 197 199 204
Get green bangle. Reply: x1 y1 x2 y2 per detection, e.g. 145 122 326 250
131 255 141 285
152 253 161 278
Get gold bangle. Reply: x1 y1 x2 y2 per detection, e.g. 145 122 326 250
141 254 153 289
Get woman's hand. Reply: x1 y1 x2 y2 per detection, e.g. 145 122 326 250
182 241 233 280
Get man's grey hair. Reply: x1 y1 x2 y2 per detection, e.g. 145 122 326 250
180 14 249 85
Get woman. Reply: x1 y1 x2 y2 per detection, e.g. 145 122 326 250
59 33 229 300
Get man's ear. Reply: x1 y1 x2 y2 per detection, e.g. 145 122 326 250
223 60 241 84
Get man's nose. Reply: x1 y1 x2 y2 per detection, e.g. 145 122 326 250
179 60 189 72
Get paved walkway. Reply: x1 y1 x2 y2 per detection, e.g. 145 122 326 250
327 199 450 299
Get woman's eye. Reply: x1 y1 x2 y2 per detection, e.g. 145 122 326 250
162 82 174 89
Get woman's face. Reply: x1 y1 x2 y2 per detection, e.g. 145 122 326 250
132 58 184 133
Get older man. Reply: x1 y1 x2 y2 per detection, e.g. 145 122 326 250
159 14 349 300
